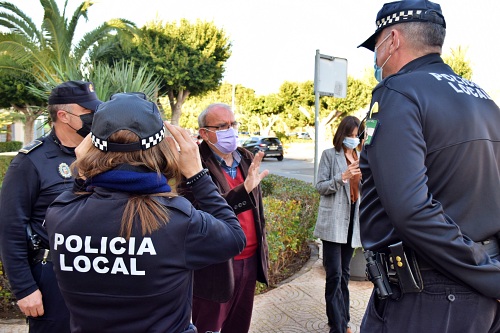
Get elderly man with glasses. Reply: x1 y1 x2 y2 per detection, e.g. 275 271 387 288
179 103 269 333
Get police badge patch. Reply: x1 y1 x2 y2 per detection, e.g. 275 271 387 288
58 163 72 179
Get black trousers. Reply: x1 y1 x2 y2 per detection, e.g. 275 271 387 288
361 269 500 333
322 203 356 333
28 261 70 333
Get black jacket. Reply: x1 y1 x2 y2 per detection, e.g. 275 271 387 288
45 174 245 333
0 132 75 300
360 53 500 299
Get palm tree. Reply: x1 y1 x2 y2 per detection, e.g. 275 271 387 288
0 0 137 143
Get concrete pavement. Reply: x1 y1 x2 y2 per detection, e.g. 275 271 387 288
249 242 372 333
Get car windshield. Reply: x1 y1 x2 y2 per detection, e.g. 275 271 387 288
262 138 280 145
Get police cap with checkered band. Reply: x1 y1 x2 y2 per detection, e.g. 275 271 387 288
358 0 446 51
90 93 165 152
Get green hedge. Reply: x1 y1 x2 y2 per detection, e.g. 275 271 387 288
258 174 319 291
0 141 22 153
0 155 15 190
0 157 15 313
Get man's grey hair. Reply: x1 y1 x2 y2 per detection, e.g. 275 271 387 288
47 104 73 123
396 21 446 51
198 103 233 128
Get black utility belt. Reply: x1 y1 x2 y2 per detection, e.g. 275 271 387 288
364 242 428 299
365 237 500 299
477 237 500 258
30 248 52 265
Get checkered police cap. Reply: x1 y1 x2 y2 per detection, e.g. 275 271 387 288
90 93 165 152
358 0 446 51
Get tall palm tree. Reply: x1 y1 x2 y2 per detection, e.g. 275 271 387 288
0 0 137 143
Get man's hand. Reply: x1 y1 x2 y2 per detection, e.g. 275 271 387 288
244 151 269 193
164 122 203 179
17 289 44 317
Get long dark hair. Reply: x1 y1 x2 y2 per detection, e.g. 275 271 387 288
332 116 363 152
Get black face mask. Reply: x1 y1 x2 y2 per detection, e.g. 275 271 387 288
76 113 94 138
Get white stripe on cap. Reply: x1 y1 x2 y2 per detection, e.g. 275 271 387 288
141 126 166 150
91 133 108 152
377 9 422 29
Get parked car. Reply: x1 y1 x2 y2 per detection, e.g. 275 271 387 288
242 136 284 161
296 132 311 139
237 137 247 147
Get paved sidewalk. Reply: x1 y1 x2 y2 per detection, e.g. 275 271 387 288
249 244 372 333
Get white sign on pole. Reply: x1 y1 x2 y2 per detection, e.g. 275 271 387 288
313 51 348 184
314 54 348 98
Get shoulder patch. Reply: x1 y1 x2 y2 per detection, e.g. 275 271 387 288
19 140 43 154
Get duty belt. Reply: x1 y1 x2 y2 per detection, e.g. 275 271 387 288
366 237 500 299
30 248 51 265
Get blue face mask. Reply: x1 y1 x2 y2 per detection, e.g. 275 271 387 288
343 137 360 150
373 33 392 82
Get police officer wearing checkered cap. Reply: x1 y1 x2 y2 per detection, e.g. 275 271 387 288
0 81 102 332
358 1 500 332
44 93 245 333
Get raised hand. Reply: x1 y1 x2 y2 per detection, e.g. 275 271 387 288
244 151 269 193
164 121 203 179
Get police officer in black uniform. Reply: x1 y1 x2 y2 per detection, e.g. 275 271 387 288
358 1 500 332
0 81 102 332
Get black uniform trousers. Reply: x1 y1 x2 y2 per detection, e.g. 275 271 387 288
322 202 356 333
29 261 70 333
361 268 500 333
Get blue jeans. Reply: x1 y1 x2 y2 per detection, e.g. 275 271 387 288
361 269 500 332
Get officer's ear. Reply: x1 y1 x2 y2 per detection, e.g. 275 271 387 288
57 109 72 123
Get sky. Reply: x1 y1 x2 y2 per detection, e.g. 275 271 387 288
10 0 500 98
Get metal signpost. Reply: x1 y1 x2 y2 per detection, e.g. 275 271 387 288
313 50 348 184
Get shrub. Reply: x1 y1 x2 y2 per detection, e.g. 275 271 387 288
257 174 319 292
0 155 15 190
0 142 22 153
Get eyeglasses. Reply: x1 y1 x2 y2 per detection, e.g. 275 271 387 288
203 121 240 131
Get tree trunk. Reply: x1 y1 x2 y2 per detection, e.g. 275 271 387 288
168 90 190 125
24 116 36 144
6 124 12 141
12 105 44 145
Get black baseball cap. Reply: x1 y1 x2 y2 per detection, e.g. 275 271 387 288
90 93 165 152
358 0 446 51
48 80 103 111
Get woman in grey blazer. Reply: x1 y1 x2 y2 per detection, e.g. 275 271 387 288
313 116 363 333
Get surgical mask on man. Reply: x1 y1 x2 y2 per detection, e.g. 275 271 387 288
373 33 392 82
343 137 360 150
210 127 238 154
76 113 94 137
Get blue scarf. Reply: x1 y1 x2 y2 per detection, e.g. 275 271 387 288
86 166 171 194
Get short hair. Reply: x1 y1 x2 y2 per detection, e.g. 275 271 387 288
396 21 446 51
47 104 73 123
198 103 233 128
333 116 362 152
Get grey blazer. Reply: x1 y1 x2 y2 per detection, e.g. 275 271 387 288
313 147 362 248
